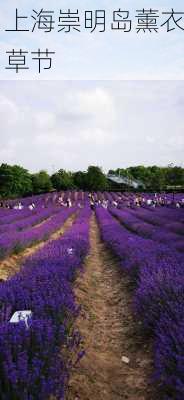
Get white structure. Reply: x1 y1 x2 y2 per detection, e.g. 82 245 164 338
107 174 145 189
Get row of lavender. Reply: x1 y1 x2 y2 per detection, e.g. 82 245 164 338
96 207 184 399
0 206 60 234
1 191 87 211
1 191 183 212
110 207 184 253
0 207 77 260
93 191 184 205
0 206 91 399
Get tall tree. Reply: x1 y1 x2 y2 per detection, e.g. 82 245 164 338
72 171 87 190
51 169 74 190
32 170 52 194
166 165 184 186
0 164 32 198
86 166 107 191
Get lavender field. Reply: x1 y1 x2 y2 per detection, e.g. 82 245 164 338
0 191 183 400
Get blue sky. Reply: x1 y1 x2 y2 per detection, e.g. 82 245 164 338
0 0 184 79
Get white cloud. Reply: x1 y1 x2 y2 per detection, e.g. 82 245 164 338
0 80 184 172
34 111 56 130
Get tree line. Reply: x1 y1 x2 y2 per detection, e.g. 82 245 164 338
109 165 184 191
0 163 183 199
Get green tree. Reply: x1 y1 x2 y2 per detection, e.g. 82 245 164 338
32 170 52 194
108 169 115 175
0 163 32 198
72 171 87 190
147 166 166 191
86 166 107 191
51 169 74 190
166 165 184 186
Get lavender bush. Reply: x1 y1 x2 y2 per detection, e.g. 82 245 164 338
0 206 91 399
0 208 76 259
110 208 184 252
0 206 59 235
96 206 184 399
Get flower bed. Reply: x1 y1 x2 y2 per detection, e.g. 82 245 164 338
96 207 184 399
110 208 184 252
0 206 91 399
0 208 76 260
0 206 60 235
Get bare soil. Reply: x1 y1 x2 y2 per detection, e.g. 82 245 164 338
0 212 76 281
67 214 155 400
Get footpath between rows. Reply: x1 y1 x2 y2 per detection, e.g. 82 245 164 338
67 213 154 400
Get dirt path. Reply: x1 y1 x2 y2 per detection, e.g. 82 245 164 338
67 214 155 400
0 212 77 281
